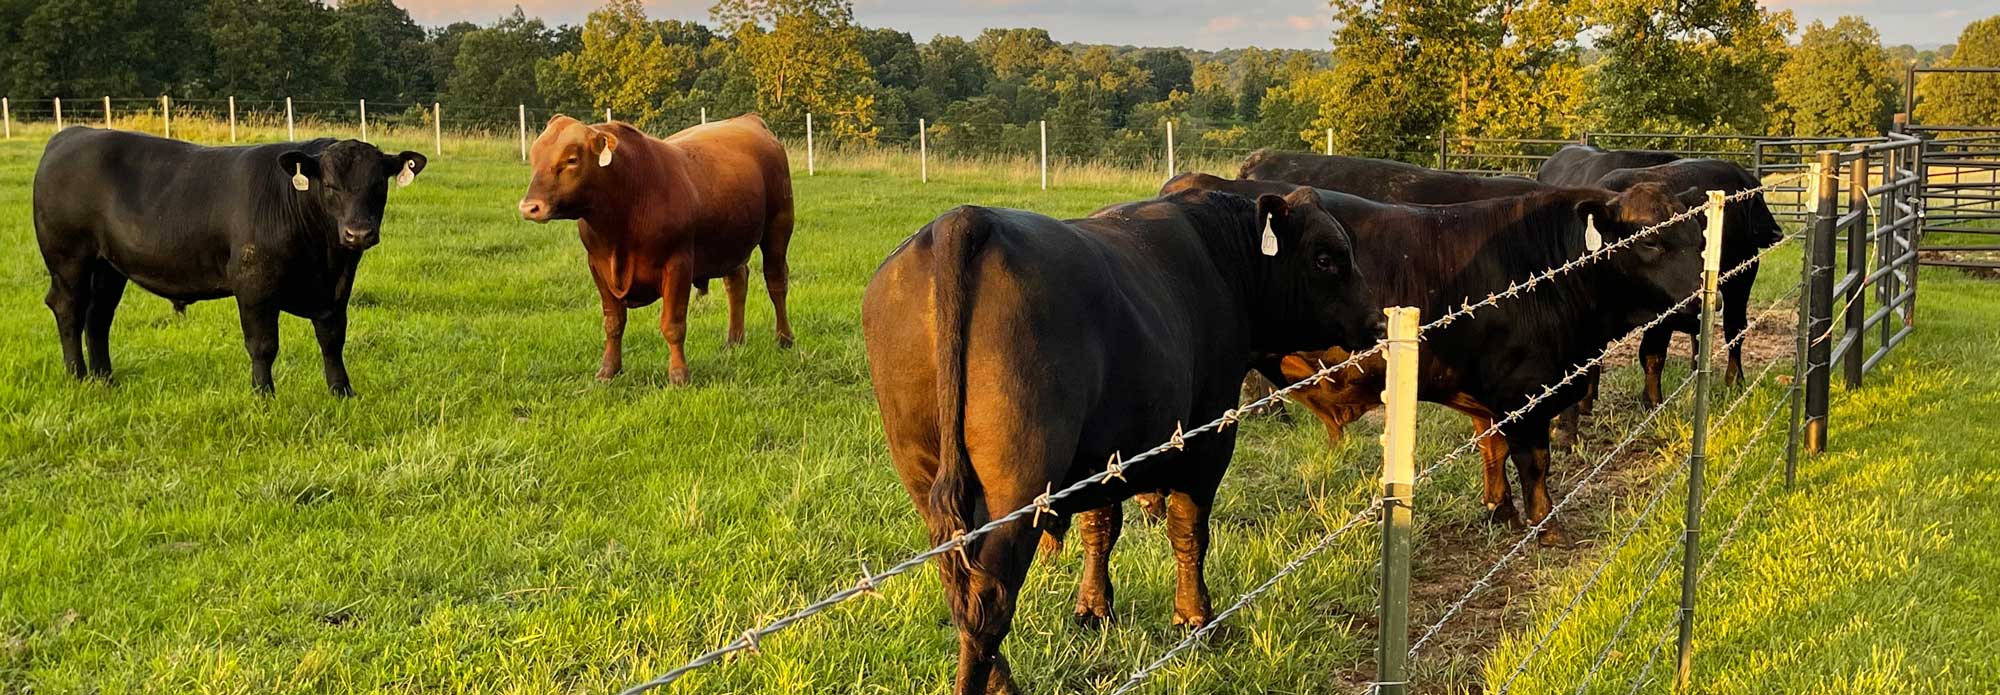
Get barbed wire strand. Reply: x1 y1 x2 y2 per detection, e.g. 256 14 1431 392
617 176 1803 694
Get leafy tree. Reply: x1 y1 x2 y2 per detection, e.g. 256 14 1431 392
446 8 564 120
710 0 877 137
202 0 341 100
329 0 430 102
4 0 203 98
1132 49 1194 102
1917 15 2000 128
1772 17 1898 137
974 28 1060 81
427 21 480 98
1588 0 1794 134
539 0 703 129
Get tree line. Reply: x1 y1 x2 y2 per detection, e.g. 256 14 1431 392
2 0 1997 161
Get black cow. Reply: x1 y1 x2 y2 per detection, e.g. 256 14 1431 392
1162 173 1707 536
1538 145 1785 405
33 128 426 395
1239 149 1545 202
863 188 1379 695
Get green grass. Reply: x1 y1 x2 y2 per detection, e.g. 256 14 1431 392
1 122 1995 695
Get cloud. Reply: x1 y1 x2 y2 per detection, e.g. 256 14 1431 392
1203 15 1243 34
1283 15 1324 32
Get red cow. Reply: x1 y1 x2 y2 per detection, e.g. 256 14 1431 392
518 114 795 384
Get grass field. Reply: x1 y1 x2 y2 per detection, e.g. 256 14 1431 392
2 121 1995 695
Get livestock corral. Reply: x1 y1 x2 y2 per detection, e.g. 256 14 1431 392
2 113 1998 695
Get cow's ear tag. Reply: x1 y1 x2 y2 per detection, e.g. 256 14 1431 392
1260 216 1279 256
396 160 415 188
598 146 613 167
1585 214 1603 252
291 164 309 192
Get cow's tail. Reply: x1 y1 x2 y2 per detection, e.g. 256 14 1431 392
928 207 991 560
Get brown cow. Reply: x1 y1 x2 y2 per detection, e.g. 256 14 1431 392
518 114 795 384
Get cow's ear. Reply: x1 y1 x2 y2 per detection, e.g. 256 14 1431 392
385 151 427 187
278 150 320 191
1256 193 1292 256
1574 196 1615 250
591 127 619 167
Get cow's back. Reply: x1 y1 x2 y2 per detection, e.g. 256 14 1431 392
665 116 791 223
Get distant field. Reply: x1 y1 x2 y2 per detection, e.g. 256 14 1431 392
2 123 1994 694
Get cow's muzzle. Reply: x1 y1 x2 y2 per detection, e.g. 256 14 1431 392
519 198 552 223
340 228 380 251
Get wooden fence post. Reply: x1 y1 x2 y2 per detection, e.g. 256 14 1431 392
359 99 368 141
54 97 62 130
1326 127 1334 156
919 117 928 184
605 107 612 123
432 102 443 156
518 104 527 161
806 112 815 176
103 96 111 128
161 95 170 138
3 97 10 139
286 97 295 141
1434 126 1447 169
700 107 707 124
1039 119 1048 190
1674 190 1728 690
1375 306 1421 695
1165 119 1175 180
228 96 237 142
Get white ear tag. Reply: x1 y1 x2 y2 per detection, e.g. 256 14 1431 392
1260 217 1279 256
1585 214 1603 252
396 160 415 188
291 164 309 192
598 146 613 167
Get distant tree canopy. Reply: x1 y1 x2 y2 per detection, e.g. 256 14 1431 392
0 1 1994 159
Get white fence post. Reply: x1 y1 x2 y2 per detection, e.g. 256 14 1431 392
919 117 928 183
605 107 612 123
161 95 170 138
103 96 111 128
1039 119 1048 190
54 97 62 130
701 107 707 124
228 96 237 142
1166 119 1175 179
518 104 527 161
806 112 815 176
286 97 295 140
2 97 10 139
359 99 367 140
1326 127 1334 155
432 102 442 156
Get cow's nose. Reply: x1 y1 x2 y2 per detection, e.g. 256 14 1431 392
341 228 379 249
519 199 548 222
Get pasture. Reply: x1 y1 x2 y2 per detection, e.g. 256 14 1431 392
2 123 1996 694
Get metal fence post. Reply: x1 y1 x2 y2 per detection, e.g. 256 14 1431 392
1039 120 1048 190
161 95 170 138
103 96 111 128
518 104 527 161
1804 151 1839 454
1675 191 1727 689
1843 151 1870 387
1376 306 1421 695
286 97 295 141
228 96 237 142
806 112 815 176
1165 119 1175 179
919 117 928 183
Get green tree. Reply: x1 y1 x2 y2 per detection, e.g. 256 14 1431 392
1917 16 2000 128
3 0 204 98
710 0 877 137
446 8 564 120
1772 17 1898 137
539 0 703 128
329 0 429 101
1587 0 1794 134
202 0 340 100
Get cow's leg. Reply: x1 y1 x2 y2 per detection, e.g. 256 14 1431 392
1166 486 1218 629
313 309 353 397
1071 503 1122 628
1507 421 1567 547
1722 285 1749 385
723 264 749 347
236 297 282 395
82 265 127 379
592 276 627 382
1638 326 1673 406
946 505 1037 695
660 262 696 385
760 207 792 347
1577 365 1600 415
44 259 93 380
1472 413 1519 527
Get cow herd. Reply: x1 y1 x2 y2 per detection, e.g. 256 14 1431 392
29 115 1783 695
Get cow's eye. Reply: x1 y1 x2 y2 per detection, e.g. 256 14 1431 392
566 156 579 166
1314 252 1339 272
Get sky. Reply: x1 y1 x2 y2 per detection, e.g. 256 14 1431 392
396 0 1986 51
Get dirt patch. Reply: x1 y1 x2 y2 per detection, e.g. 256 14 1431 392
1919 250 2000 280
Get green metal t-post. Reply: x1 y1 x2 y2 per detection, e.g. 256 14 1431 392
1376 306 1420 695
1676 190 1726 690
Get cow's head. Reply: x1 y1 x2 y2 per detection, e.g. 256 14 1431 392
1249 187 1382 353
519 115 619 223
1578 182 1708 318
278 140 426 251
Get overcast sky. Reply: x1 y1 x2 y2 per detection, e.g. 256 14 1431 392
397 0 1985 51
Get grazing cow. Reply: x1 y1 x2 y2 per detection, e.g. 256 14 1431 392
1162 173 1707 536
32 128 425 395
864 188 1379 694
1239 149 1546 202
518 114 794 385
1539 145 1785 405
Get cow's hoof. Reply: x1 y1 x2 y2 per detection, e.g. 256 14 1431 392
594 367 620 382
1486 504 1524 529
1071 606 1113 630
724 333 745 348
668 367 691 385
1537 525 1574 549
1171 608 1213 631
776 334 795 349
329 385 355 398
